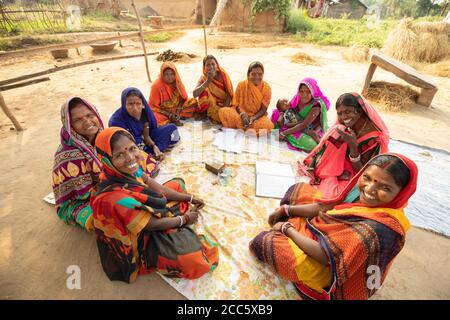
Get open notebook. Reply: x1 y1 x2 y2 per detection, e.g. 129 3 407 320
255 161 296 199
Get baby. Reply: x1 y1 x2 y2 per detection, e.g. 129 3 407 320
275 98 301 128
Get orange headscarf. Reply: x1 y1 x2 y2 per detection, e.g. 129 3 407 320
148 62 188 109
200 60 234 98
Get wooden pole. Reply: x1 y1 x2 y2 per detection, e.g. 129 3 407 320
0 91 24 131
130 0 152 83
0 52 158 87
0 77 51 92
201 0 208 56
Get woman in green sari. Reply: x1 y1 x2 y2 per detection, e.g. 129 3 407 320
271 78 329 152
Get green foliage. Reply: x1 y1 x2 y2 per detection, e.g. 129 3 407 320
243 0 293 19
291 15 398 48
144 32 183 43
285 9 313 33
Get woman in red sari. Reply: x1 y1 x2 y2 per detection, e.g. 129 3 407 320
91 127 219 283
298 92 389 198
250 153 417 300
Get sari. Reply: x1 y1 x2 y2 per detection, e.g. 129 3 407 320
197 64 234 123
250 153 417 300
91 127 219 283
299 92 390 198
218 79 274 133
109 87 179 153
271 78 329 152
52 97 104 231
149 62 199 126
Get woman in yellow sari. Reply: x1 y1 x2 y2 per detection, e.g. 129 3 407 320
193 55 234 124
218 61 274 134
148 62 199 126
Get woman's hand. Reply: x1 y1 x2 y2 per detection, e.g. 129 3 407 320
279 131 286 141
240 112 250 127
336 127 357 149
152 145 165 161
268 208 284 226
272 221 284 232
191 197 205 210
184 209 199 225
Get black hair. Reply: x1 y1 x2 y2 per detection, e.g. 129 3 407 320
367 155 410 189
110 130 136 154
125 90 142 99
335 93 362 111
203 54 218 67
247 61 264 76
68 97 86 111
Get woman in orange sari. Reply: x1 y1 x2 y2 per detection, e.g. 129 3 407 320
91 127 219 283
250 153 417 300
218 61 274 134
297 92 389 198
193 55 234 124
148 62 199 126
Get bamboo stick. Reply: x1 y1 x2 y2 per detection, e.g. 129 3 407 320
130 0 152 83
0 91 23 131
201 0 208 56
0 52 158 87
0 77 50 92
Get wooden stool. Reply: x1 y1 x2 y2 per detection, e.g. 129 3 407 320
362 51 438 107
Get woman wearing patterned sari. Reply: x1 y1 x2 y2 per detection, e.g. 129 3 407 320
250 153 417 300
91 127 219 283
52 97 104 231
148 62 199 126
297 92 390 198
271 78 329 152
193 55 234 124
219 61 274 134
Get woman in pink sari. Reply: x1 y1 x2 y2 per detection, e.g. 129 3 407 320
271 78 329 152
297 92 389 198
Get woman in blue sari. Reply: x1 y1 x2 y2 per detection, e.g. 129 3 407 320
109 87 180 160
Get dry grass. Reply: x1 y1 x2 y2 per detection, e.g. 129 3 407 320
206 33 291 49
383 18 450 64
366 81 419 112
290 51 320 66
342 44 370 63
412 59 450 78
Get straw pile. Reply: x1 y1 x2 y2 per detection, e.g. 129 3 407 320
290 51 320 65
383 18 450 63
366 81 419 112
156 49 198 63
342 44 370 63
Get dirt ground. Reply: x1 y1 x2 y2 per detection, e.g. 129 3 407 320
0 29 449 300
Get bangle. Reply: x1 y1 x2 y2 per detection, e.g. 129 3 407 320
281 222 294 235
349 153 361 163
189 195 193 203
282 204 290 217
178 216 184 227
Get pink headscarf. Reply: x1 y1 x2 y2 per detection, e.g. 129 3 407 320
290 78 330 111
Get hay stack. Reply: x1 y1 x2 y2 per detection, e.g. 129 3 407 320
290 51 320 65
383 18 450 63
366 81 419 112
342 44 370 63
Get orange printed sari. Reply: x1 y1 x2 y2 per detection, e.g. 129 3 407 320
148 62 199 125
197 64 233 123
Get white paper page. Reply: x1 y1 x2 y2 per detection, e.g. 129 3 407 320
255 161 294 177
256 174 295 199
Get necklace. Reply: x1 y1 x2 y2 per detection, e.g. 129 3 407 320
358 117 369 137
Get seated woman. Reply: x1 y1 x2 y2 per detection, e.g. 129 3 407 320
52 97 105 231
193 55 234 124
91 127 219 283
250 153 417 300
298 92 389 198
271 78 329 152
109 87 179 161
149 62 200 126
218 61 274 134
